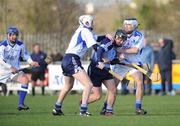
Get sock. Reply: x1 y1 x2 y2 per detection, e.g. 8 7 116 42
55 101 62 112
80 104 87 114
106 106 113 113
103 100 107 109
135 100 142 110
32 87 35 96
41 86 45 95
18 84 28 107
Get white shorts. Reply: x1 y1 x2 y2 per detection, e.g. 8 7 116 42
0 70 24 84
113 64 139 78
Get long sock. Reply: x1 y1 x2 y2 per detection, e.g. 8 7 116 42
80 104 87 114
42 86 45 95
135 100 142 109
18 84 28 107
102 100 107 109
55 101 62 112
106 106 113 113
32 87 35 96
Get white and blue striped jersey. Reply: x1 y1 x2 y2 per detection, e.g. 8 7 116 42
65 26 97 59
0 39 33 70
120 30 144 65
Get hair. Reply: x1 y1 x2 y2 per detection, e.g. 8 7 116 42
33 43 40 47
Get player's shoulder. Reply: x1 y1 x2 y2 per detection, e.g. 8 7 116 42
101 37 111 45
80 27 92 34
16 40 24 46
133 30 143 37
0 39 8 46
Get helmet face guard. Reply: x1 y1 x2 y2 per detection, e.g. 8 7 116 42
123 18 139 34
7 26 19 36
114 29 127 47
79 15 94 29
115 29 127 41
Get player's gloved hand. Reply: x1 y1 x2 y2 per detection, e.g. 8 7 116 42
97 62 105 69
30 61 39 67
10 67 18 74
106 34 114 41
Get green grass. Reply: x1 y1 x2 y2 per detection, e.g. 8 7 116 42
1 94 180 126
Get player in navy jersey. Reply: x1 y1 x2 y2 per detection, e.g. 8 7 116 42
86 29 127 116
0 26 39 110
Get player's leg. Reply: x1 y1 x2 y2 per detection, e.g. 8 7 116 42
31 72 38 96
103 79 116 116
130 71 147 115
100 72 120 115
160 70 166 95
39 72 46 96
87 87 102 104
16 73 30 110
166 69 173 95
86 64 103 104
73 70 93 116
53 76 74 115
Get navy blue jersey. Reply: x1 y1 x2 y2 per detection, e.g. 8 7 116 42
91 37 116 66
31 51 47 72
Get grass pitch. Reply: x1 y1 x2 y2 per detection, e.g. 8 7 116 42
0 94 180 126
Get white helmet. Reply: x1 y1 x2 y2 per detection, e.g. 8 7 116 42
79 15 94 29
123 18 139 30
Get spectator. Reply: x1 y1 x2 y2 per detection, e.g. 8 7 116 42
152 42 160 95
141 38 154 95
0 82 7 96
31 43 47 96
152 42 160 64
158 38 176 96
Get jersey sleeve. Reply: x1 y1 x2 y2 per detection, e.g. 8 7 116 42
134 34 144 50
0 45 11 69
100 37 112 51
81 29 97 48
20 44 33 64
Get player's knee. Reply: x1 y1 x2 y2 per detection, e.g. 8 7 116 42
136 81 143 89
19 75 29 84
95 94 102 101
108 88 116 95
85 82 93 89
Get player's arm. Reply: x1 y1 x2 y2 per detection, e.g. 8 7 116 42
117 47 139 54
92 44 105 62
82 29 106 62
117 34 144 54
0 45 17 73
0 46 11 69
96 34 114 42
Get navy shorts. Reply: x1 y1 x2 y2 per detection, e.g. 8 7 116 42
61 54 84 77
88 63 113 87
31 71 45 81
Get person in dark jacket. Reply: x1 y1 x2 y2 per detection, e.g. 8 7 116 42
158 38 176 96
31 43 47 96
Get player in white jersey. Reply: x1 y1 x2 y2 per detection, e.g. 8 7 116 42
0 26 39 110
52 15 110 116
113 18 147 115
